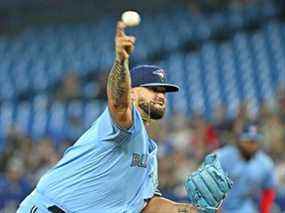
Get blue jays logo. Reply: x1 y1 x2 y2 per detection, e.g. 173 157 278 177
249 126 257 134
153 69 166 82
131 153 148 168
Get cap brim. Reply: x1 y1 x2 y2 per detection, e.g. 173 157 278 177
239 133 263 142
140 83 180 92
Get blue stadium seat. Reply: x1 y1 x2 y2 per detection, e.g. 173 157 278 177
0 4 283 138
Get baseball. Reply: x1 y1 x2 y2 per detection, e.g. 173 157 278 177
121 11 141 27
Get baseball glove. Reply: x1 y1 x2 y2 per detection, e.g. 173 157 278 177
185 153 233 213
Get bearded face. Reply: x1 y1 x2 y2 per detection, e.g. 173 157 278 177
134 87 167 120
238 141 259 161
138 99 165 120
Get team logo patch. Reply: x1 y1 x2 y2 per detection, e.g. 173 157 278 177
153 69 165 82
131 153 148 168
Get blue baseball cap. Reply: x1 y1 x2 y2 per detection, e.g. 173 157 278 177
130 65 179 92
239 123 263 142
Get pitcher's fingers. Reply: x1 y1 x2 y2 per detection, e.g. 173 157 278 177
126 36 136 43
117 36 135 44
118 41 135 48
116 21 126 37
116 37 136 45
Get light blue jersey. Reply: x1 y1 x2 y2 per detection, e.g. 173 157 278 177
216 145 276 213
18 106 159 213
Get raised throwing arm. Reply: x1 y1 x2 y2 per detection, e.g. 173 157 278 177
107 21 136 129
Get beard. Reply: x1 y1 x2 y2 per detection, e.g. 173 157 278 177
138 100 165 120
238 145 257 161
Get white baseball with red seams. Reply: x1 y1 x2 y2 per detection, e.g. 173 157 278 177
121 11 141 27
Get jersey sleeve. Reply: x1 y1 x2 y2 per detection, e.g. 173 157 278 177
94 105 142 144
215 147 228 171
262 159 277 189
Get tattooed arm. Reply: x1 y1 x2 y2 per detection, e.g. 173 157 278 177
107 21 135 129
142 197 198 213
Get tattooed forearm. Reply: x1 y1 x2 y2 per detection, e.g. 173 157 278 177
178 208 189 213
174 203 195 213
107 59 131 109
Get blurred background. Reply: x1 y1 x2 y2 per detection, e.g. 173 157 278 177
0 0 285 212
